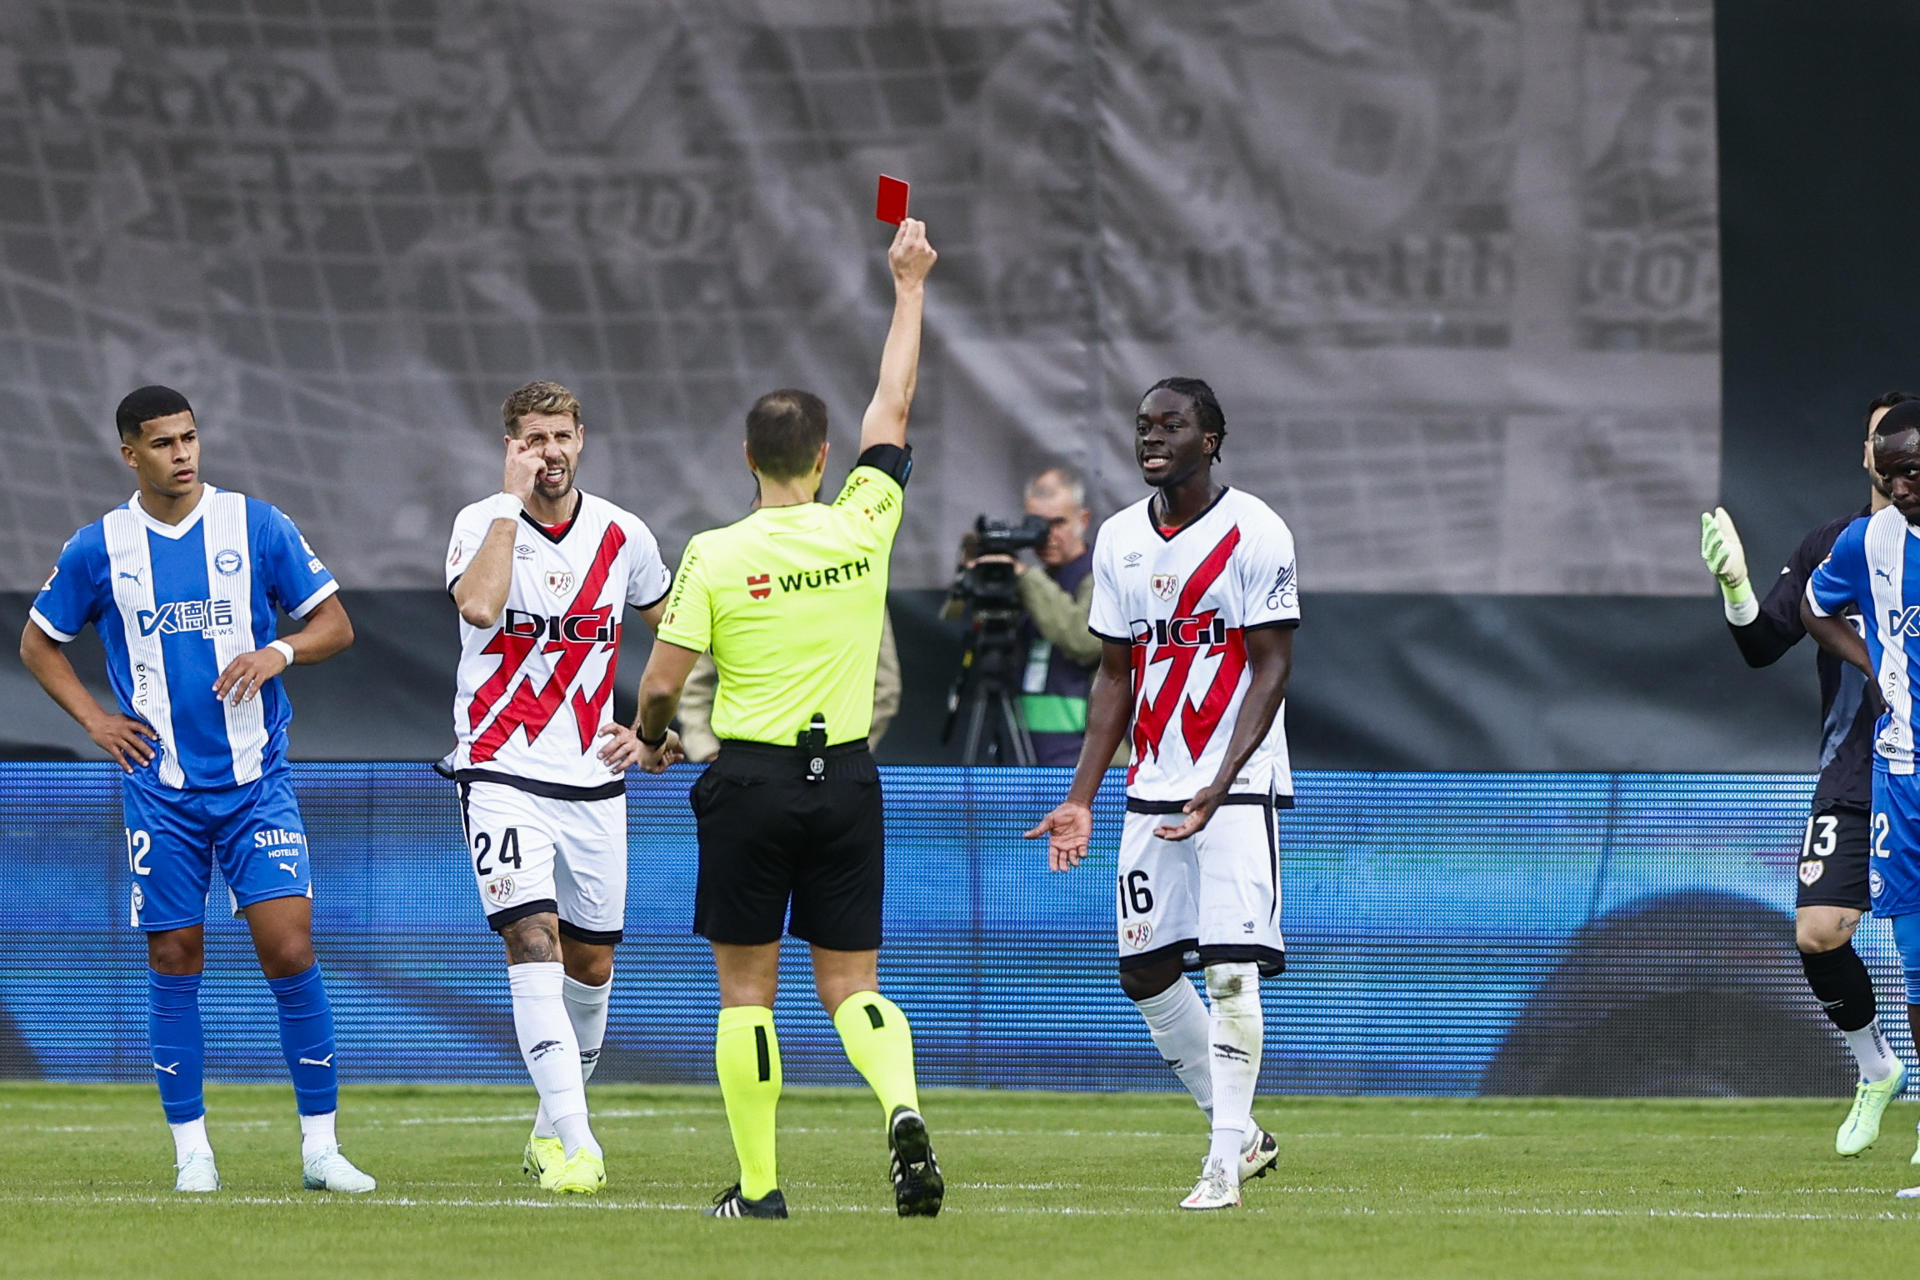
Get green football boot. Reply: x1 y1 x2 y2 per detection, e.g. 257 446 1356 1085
1837 1060 1907 1156
540 1147 605 1195
523 1133 564 1181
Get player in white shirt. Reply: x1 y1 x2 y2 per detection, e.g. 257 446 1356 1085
1028 377 1298 1211
444 381 677 1196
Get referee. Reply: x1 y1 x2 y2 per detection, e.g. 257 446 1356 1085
634 218 939 1220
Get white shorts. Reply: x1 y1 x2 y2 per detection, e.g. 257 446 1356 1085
1115 802 1285 976
458 781 628 941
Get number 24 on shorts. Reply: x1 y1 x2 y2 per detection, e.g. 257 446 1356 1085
472 827 524 876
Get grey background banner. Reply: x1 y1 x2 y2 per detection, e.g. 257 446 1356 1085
0 0 1717 594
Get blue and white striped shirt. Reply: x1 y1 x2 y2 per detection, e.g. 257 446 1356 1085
1807 505 1920 775
30 486 337 790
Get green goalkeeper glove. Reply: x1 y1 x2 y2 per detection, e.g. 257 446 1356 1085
1700 506 1758 624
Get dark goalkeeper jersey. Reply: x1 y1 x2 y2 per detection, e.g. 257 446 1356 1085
1732 505 1874 809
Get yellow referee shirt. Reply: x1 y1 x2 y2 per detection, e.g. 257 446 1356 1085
657 465 903 746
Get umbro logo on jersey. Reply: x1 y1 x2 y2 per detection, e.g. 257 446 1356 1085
1151 573 1179 600
546 570 576 596
748 573 771 600
298 1054 334 1069
1123 552 1143 567
515 544 535 560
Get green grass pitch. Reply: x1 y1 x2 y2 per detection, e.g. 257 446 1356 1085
4 1085 1920 1278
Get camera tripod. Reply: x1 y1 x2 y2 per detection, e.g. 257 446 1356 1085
941 615 1036 766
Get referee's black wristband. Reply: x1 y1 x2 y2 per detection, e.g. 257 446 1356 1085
637 726 668 749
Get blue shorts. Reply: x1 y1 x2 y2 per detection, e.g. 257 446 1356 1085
122 772 313 932
1868 766 1920 918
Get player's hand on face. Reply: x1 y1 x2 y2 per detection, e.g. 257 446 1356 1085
637 728 683 774
88 713 158 772
212 646 291 707
1154 782 1227 842
503 437 542 504
888 218 936 286
595 723 645 772
1025 801 1093 872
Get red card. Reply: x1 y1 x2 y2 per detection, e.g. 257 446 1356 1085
876 174 909 225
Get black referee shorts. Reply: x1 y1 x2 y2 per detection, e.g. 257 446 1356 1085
690 740 884 950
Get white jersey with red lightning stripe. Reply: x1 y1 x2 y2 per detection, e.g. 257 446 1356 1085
1087 487 1300 805
445 492 670 792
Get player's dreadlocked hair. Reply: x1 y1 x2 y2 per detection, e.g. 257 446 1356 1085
1144 376 1227 461
502 380 582 435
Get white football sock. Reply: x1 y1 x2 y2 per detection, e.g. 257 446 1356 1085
1133 976 1215 1122
533 974 612 1139
1843 1021 1901 1082
508 962 598 1159
298 1110 338 1159
169 1115 212 1163
1203 962 1264 1174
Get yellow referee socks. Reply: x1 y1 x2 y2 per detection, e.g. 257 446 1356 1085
832 992 921 1118
715 1006 781 1199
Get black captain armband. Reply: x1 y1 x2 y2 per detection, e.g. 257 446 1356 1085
857 443 913 486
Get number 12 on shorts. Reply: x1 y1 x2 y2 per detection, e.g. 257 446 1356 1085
472 827 523 876
126 828 152 876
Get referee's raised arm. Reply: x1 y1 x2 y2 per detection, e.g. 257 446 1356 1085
628 218 947 1220
858 218 937 454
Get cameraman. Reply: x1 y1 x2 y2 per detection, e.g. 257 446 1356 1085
944 467 1101 764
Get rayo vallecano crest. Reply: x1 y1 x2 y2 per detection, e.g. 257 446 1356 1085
546 570 575 596
1151 573 1179 601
